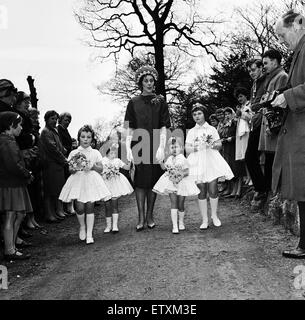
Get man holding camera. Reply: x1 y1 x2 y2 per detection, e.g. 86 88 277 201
258 50 288 199
272 10 305 259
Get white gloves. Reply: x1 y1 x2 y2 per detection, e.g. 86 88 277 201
271 93 287 109
126 135 134 162
156 133 166 162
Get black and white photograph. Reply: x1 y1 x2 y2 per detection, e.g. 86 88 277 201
1 0 305 304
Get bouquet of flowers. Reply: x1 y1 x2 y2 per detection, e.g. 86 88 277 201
102 163 120 180
194 133 214 148
165 163 184 186
68 152 90 171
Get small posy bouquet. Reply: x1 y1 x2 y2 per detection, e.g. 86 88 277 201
194 134 214 148
69 152 90 171
165 163 184 186
102 163 120 180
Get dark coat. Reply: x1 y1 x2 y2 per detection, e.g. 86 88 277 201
272 34 305 201
258 67 288 153
0 100 13 113
57 124 72 157
0 133 31 187
124 94 171 188
39 126 67 196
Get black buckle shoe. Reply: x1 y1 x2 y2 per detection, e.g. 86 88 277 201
282 247 305 259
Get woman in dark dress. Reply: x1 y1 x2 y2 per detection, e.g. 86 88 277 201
124 66 171 231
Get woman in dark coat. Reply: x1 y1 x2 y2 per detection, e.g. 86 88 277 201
221 108 238 197
39 111 68 223
124 65 171 231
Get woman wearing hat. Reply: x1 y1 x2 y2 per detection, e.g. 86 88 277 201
124 65 171 231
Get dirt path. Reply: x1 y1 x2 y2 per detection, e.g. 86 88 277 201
0 195 304 300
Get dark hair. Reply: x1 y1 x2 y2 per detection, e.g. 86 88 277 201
138 74 156 92
234 87 249 99
167 136 183 148
15 91 30 107
224 107 234 114
262 49 282 65
246 59 263 69
282 10 303 28
209 113 218 122
77 125 95 142
44 110 59 122
191 102 209 119
0 111 23 133
215 108 224 115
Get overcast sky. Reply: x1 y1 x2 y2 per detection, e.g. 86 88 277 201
0 0 278 137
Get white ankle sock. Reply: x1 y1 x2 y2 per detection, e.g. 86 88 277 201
86 213 95 241
104 217 112 233
198 199 208 229
76 213 86 240
210 197 221 226
171 209 179 233
112 213 119 232
178 211 185 230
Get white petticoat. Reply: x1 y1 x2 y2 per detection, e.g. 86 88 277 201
153 173 200 196
103 173 134 199
187 148 234 183
59 171 112 203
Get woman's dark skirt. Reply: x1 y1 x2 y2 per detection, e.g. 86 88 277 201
0 186 33 212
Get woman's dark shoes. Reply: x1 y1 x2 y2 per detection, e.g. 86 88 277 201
254 192 267 201
45 217 60 223
4 250 31 261
147 223 156 229
136 225 145 232
16 241 33 249
18 228 33 238
282 247 305 259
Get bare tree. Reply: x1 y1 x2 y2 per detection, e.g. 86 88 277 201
99 49 192 103
75 0 225 97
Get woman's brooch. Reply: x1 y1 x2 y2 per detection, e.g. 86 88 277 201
151 94 165 105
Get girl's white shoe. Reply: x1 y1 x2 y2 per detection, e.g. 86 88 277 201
178 211 185 231
172 227 179 234
79 227 86 241
86 237 94 244
200 221 209 230
212 217 221 227
104 217 112 233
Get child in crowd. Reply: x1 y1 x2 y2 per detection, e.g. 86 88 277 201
153 137 200 234
186 103 234 229
102 143 133 233
0 112 33 261
59 125 111 244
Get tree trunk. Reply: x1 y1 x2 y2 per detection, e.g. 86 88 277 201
154 27 166 99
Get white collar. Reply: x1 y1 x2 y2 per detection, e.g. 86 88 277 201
195 122 209 129
77 146 92 152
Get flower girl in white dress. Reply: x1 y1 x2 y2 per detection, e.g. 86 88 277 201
59 125 111 244
102 143 133 233
186 103 234 230
153 137 200 233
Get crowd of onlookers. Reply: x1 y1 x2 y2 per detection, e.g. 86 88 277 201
208 49 288 207
0 79 79 261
